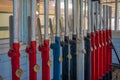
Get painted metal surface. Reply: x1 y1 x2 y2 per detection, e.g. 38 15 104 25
70 0 77 80
91 1 96 80
25 0 39 79
84 0 91 80
38 0 50 80
94 1 100 80
77 0 85 80
61 0 70 80
50 0 61 80
8 1 22 79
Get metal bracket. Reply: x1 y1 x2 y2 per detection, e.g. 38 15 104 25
47 60 52 67
102 43 104 46
106 42 107 45
99 44 101 48
59 56 63 62
34 64 40 72
82 49 86 54
15 69 24 78
91 47 93 51
94 45 97 50
67 54 72 59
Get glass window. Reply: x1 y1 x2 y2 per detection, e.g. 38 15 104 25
0 0 13 39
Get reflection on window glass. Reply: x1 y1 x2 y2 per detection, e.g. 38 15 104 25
0 13 12 39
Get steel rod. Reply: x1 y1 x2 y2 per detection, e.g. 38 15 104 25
31 0 36 41
73 0 77 35
91 1 96 80
13 0 20 42
115 0 119 30
65 0 69 36
56 0 60 37
50 0 61 80
77 0 85 80
39 0 50 80
44 0 49 40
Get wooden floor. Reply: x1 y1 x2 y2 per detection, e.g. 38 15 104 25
112 69 120 80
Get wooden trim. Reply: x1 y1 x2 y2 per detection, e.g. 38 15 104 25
0 26 9 31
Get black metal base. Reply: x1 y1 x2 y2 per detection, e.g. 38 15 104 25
99 71 112 80
108 71 112 80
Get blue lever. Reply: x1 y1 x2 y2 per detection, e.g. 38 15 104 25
50 36 61 80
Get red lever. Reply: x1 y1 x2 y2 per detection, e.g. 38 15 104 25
109 30 112 71
39 40 50 80
106 30 109 74
95 31 99 80
91 32 96 80
99 30 103 78
103 30 107 76
8 43 21 80
26 41 37 80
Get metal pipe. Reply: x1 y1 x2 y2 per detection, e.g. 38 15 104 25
37 18 43 45
76 0 80 38
87 0 91 33
49 18 54 43
31 0 36 41
65 0 69 36
109 7 112 30
56 0 60 37
9 16 14 49
95 1 99 31
44 0 49 39
99 4 103 30
79 0 83 35
13 0 20 42
115 0 119 30
91 2 95 32
73 0 77 35
103 5 107 30
106 6 109 30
